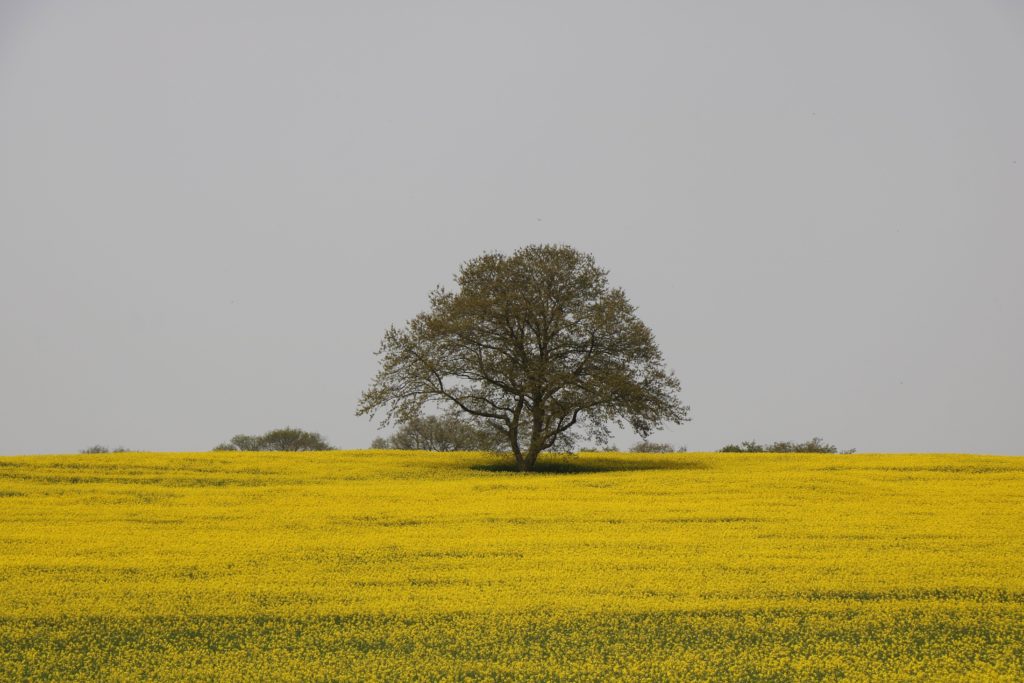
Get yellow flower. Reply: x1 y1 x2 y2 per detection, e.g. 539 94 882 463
0 450 1021 680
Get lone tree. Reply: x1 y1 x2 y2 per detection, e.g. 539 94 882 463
357 244 689 471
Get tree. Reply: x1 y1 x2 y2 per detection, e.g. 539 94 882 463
213 427 332 452
372 412 505 451
357 244 689 471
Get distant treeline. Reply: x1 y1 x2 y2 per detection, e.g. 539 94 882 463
79 446 139 454
719 438 854 454
213 428 332 452
77 431 851 455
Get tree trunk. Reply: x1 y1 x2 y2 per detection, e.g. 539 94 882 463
524 446 542 471
510 439 526 471
510 438 541 472
521 404 545 472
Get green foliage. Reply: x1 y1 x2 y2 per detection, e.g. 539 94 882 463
373 413 505 452
357 244 689 471
80 445 136 454
213 428 332 452
630 441 685 453
719 437 852 454
213 434 263 452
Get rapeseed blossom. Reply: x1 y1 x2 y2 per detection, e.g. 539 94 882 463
1 450 1021 680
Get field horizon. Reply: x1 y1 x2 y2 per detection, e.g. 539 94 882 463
2 450 1023 680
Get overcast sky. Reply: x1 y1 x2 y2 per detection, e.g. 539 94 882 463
1 1 1022 455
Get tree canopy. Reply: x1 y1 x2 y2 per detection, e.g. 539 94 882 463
357 244 689 471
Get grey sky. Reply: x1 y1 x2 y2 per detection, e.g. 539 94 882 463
1 1 1022 455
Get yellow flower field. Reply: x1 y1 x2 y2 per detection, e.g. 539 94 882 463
1 450 1022 681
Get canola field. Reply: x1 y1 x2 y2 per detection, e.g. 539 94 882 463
1 450 1023 681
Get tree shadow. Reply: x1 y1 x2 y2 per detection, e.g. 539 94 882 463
469 453 710 475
